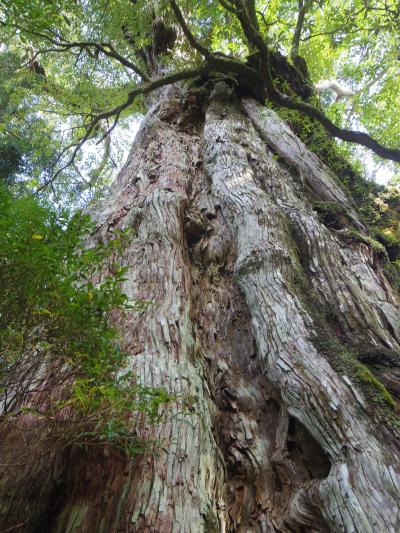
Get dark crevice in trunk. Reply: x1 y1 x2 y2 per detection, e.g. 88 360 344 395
183 168 336 531
286 417 331 480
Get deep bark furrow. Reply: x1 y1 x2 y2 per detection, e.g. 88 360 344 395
202 89 400 532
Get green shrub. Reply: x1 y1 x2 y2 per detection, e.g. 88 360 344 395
0 185 173 456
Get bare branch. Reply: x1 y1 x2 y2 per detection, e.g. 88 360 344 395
256 10 280 31
9 25 149 81
47 39 149 81
315 79 355 100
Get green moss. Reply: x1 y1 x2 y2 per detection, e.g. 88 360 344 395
206 263 221 282
312 200 349 228
372 227 400 262
63 504 89 533
204 509 219 533
282 219 400 436
383 261 400 295
354 364 396 409
274 105 364 191
342 229 387 257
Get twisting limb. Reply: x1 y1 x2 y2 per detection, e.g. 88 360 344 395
232 0 269 87
271 93 400 162
244 0 259 31
225 0 400 163
7 25 149 81
40 38 149 81
257 10 280 31
232 0 266 53
169 0 211 58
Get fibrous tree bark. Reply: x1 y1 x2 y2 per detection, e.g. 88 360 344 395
1 77 400 532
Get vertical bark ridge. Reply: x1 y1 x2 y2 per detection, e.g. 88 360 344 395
242 99 400 353
83 89 224 532
202 87 400 532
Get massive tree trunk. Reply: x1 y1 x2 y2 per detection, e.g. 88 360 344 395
1 82 400 532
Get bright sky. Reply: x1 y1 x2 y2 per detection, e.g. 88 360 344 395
374 166 393 185
81 116 394 188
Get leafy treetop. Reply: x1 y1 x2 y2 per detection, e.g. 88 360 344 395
0 0 399 194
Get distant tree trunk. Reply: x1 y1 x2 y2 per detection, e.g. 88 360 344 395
1 81 400 532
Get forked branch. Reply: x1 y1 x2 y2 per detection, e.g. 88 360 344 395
229 0 400 163
35 0 400 191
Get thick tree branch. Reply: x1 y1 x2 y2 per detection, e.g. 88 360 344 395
233 0 267 54
229 0 400 163
169 1 211 58
272 93 400 162
244 0 260 32
217 0 237 15
291 0 313 61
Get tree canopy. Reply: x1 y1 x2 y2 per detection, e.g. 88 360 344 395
0 0 399 195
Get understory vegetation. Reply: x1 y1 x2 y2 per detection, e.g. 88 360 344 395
0 185 173 457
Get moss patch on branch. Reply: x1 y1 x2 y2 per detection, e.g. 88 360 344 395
283 219 400 438
312 200 350 229
354 364 396 409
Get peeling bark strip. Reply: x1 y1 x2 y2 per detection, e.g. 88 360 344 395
203 87 400 531
242 99 400 351
1 85 400 532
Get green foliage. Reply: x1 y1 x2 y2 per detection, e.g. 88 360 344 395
0 0 398 195
0 185 173 455
342 228 387 257
0 49 57 187
370 187 400 258
203 509 220 533
292 0 400 152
